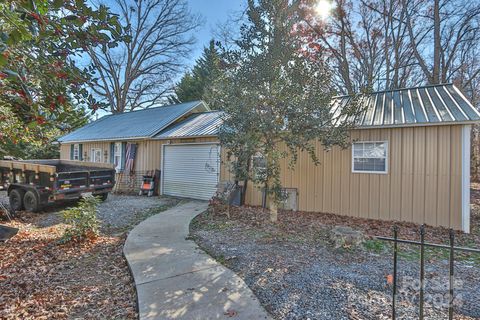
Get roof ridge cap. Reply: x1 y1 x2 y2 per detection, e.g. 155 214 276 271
104 100 204 117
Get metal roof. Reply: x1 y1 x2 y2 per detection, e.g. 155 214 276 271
155 111 224 139
58 101 207 142
334 84 480 127
59 84 479 144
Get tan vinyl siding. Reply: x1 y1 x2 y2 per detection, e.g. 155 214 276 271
60 125 465 230
60 141 110 162
59 144 70 160
221 125 464 230
60 137 218 172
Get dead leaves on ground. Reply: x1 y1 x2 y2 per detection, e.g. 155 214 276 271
202 184 480 249
0 213 137 320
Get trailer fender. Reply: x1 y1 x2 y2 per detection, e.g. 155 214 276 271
7 184 22 195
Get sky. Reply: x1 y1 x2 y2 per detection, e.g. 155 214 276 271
185 0 244 66
90 0 245 118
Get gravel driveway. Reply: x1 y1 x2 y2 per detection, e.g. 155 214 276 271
0 191 179 234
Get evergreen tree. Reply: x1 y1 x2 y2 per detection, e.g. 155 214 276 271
213 0 361 222
172 40 223 109
0 0 119 159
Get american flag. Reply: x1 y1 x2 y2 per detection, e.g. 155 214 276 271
125 143 137 174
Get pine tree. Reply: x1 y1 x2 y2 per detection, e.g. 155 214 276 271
173 40 223 109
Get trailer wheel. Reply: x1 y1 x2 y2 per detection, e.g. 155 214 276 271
23 191 40 213
9 189 25 211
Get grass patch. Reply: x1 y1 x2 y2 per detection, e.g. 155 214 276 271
396 246 444 261
394 243 480 264
215 253 227 265
363 239 387 254
202 220 231 231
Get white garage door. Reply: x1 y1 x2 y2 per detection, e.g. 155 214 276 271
162 144 220 200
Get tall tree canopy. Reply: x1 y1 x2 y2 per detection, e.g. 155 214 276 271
0 0 122 158
299 0 480 98
300 0 480 179
88 0 202 113
171 40 224 109
214 0 360 222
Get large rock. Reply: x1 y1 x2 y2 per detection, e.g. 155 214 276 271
330 226 364 249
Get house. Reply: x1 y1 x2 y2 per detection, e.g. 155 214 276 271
58 101 224 200
58 84 480 232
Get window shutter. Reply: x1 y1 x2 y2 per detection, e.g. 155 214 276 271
121 142 127 170
70 144 74 160
110 143 115 163
79 144 83 161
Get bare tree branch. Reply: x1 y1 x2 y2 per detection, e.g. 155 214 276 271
88 0 202 113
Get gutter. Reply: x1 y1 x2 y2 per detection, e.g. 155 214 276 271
58 136 151 144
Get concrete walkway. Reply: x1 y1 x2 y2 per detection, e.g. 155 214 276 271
124 201 271 320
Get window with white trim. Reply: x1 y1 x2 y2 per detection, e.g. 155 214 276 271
91 148 102 163
352 141 388 173
73 144 80 160
252 152 267 180
114 142 122 169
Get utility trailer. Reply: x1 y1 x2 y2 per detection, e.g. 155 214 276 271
0 160 115 212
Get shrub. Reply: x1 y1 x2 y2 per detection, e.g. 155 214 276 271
59 196 101 243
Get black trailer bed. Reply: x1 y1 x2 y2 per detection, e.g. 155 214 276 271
0 159 116 212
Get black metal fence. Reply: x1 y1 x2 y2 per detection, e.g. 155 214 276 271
377 225 480 320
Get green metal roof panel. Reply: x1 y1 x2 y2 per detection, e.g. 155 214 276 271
336 84 480 127
58 101 205 142
155 111 224 139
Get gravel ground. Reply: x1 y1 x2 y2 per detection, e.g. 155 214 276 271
191 204 480 320
0 191 179 234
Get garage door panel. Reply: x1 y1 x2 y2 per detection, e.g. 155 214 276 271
162 144 220 200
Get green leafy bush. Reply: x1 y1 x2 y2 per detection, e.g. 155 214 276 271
59 196 101 243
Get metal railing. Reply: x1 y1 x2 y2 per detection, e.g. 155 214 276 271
377 225 480 320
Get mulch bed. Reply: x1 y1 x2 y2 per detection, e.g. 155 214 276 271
0 212 137 319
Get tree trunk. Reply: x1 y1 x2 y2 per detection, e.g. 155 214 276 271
265 151 278 222
241 179 248 205
268 193 278 222
241 158 251 206
432 0 441 84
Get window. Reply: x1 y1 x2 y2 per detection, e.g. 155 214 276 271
252 152 267 180
114 142 122 169
352 141 388 173
73 144 80 160
91 148 102 163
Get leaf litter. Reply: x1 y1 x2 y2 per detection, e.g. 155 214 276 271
0 193 178 319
